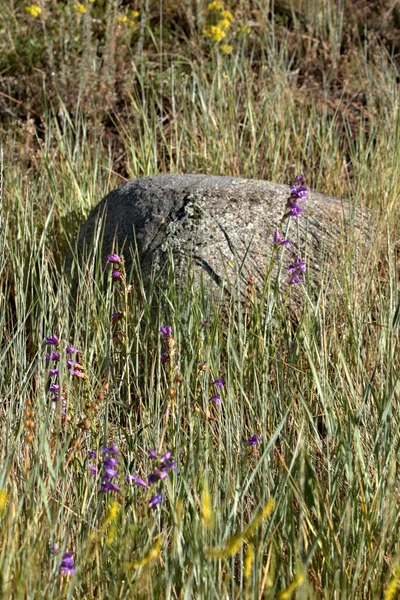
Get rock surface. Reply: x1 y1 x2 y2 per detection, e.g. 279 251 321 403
68 174 369 296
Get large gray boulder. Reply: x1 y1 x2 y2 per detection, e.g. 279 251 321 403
68 174 370 297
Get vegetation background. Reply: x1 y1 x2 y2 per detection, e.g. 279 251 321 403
0 0 399 598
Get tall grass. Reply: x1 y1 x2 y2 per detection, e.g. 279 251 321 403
0 0 399 598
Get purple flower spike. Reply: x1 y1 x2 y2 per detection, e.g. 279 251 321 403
60 551 76 576
295 175 305 183
100 442 119 493
149 493 163 510
49 368 59 377
212 378 224 389
107 253 121 264
45 334 59 346
112 270 122 281
273 229 291 248
49 383 60 393
247 434 262 446
210 394 222 404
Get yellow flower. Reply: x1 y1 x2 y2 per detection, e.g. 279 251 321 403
238 24 251 35
203 25 226 42
0 490 7 516
117 15 128 24
244 544 255 580
220 44 233 55
128 19 137 28
73 3 87 14
25 4 42 18
217 18 231 30
130 10 139 18
201 484 215 530
207 1 223 10
101 500 120 531
221 10 233 20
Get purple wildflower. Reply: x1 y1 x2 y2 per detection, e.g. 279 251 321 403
149 494 163 510
286 199 304 218
100 442 119 455
51 393 66 403
290 184 308 200
49 383 60 393
45 334 59 346
126 474 149 488
247 434 262 446
49 368 59 377
288 256 307 285
88 450 97 459
160 451 178 471
101 480 120 492
46 351 60 363
112 270 122 281
212 378 224 389
148 468 168 484
51 542 58 554
285 179 308 219
295 175 305 183
273 229 291 248
161 353 170 364
66 345 80 355
100 443 120 493
107 253 121 264
111 311 123 325
160 326 172 338
210 394 222 404
89 464 98 476
148 450 159 460
60 551 76 576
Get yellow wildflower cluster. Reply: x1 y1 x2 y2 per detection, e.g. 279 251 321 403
207 1 223 9
25 4 42 18
73 3 87 14
117 10 139 29
220 43 233 55
203 25 226 42
203 2 234 46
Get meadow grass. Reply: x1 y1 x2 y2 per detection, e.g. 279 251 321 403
1 1 400 598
